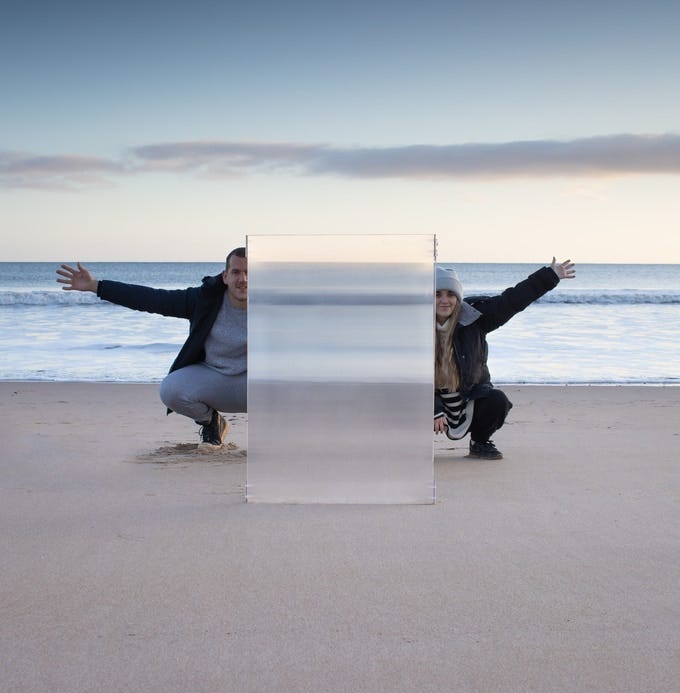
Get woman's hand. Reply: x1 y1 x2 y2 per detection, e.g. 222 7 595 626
550 257 575 280
434 416 448 434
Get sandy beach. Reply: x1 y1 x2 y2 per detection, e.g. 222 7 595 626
1 382 679 692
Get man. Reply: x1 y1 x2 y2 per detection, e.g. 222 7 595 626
56 247 247 450
434 258 575 459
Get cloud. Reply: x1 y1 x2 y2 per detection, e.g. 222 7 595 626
310 134 680 179
3 134 680 189
131 141 322 177
0 151 124 190
131 134 680 180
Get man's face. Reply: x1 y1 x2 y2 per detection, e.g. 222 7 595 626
222 255 248 306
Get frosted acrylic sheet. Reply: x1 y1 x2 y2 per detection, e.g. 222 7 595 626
247 235 435 503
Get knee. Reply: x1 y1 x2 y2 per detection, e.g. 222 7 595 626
489 388 512 413
479 389 512 418
159 373 182 409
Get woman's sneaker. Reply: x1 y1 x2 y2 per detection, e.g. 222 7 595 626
198 410 229 451
468 439 503 459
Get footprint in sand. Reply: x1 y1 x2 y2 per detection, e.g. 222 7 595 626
134 441 247 465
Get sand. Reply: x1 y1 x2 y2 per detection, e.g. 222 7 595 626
1 382 679 692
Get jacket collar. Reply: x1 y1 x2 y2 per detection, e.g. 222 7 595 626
202 274 228 295
458 301 481 326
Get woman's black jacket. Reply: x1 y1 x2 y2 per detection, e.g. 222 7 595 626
439 265 559 407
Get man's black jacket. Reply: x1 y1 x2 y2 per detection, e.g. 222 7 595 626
97 274 227 374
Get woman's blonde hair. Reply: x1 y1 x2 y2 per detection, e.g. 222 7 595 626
434 304 461 391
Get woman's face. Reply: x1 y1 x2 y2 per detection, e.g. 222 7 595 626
436 289 459 324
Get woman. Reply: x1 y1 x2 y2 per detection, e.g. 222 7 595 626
434 258 575 459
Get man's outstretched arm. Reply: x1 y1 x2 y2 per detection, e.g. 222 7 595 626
57 261 197 319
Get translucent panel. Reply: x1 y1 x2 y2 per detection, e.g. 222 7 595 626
247 235 435 503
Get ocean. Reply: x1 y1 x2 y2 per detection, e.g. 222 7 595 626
1 261 679 384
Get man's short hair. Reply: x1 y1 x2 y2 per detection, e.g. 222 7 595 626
226 247 246 270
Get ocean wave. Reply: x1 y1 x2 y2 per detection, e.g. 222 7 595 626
3 288 680 307
537 291 680 305
0 290 100 306
84 342 179 352
468 290 680 305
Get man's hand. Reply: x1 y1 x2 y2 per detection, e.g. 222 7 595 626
550 257 575 280
56 262 98 292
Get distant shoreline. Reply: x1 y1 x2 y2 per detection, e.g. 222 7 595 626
2 378 678 386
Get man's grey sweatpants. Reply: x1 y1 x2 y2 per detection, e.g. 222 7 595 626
159 363 247 424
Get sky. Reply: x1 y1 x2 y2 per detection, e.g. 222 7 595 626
2 0 680 263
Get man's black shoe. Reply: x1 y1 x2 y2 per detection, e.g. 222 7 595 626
467 439 503 460
198 409 229 450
